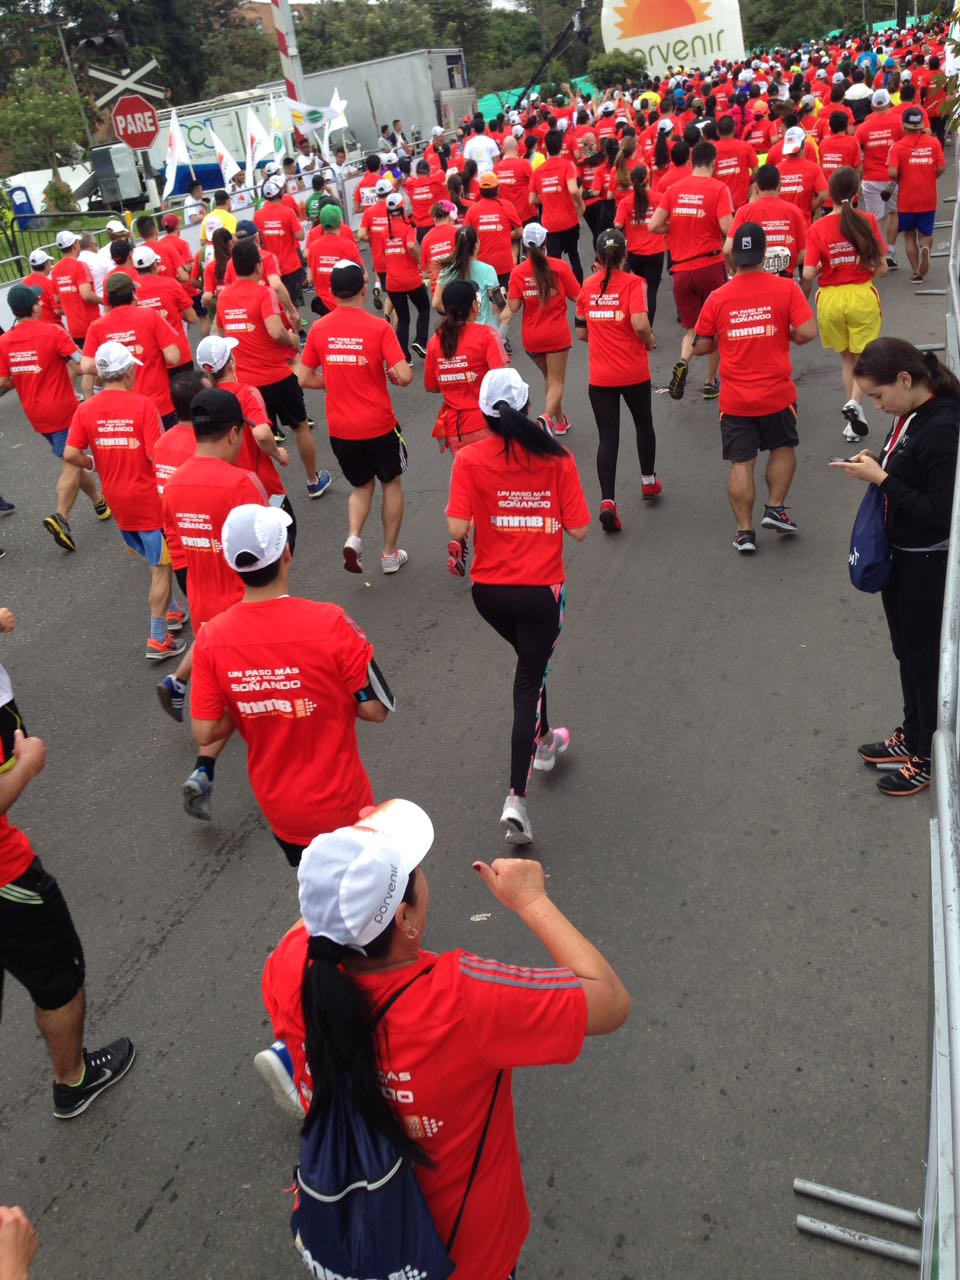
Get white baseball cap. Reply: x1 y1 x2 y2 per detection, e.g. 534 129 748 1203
131 245 158 270
374 178 393 196
479 367 530 418
196 334 238 374
658 117 675 132
383 151 399 164
512 124 525 138
261 178 283 198
385 191 404 210
263 159 280 175
832 71 846 83
55 230 77 250
28 249 53 268
815 68 828 78
431 125 444 136
94 340 142 376
782 126 806 154
600 101 616 115
872 88 891 108
106 218 127 235
298 799 434 951
557 117 569 131
522 222 547 247
902 69 913 80
221 503 293 573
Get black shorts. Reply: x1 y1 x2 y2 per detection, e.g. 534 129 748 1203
274 833 307 867
168 361 194 383
174 566 188 595
329 426 408 487
720 404 799 463
259 374 307 430
281 267 305 305
0 857 85 1016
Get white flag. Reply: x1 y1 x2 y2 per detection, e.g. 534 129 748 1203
326 89 349 132
245 105 274 188
205 119 240 184
285 95 342 135
268 94 285 160
161 108 189 202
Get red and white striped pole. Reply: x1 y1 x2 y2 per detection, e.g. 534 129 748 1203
270 0 307 102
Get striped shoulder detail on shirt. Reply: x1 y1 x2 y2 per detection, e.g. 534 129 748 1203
459 953 581 990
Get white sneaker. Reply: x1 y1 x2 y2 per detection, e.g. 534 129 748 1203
381 549 408 575
500 791 533 845
842 400 869 442
343 535 362 574
533 727 570 772
253 1041 303 1116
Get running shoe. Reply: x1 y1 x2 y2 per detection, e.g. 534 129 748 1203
533 727 570 773
877 755 931 796
761 505 798 533
306 418 316 430
502 336 513 356
0 549 6 560
0 496 14 516
553 416 571 437
599 499 622 533
733 529 757 553
52 1038 136 1120
447 536 467 577
702 380 720 400
165 604 188 632
343 535 363 573
501 791 533 845
668 359 688 400
372 281 384 311
381 549 408 575
858 727 911 766
183 768 213 820
910 273 924 283
537 413 556 437
273 427 286 445
411 341 427 359
43 513 76 552
641 476 663 500
253 1040 302 1116
307 469 332 499
886 253 899 269
146 633 187 662
842 400 869 442
157 675 187 723
93 493 111 521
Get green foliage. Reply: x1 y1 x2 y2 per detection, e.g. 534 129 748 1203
297 0 445 70
0 58 88 180
470 9 542 91
43 178 78 212
739 0 868 49
585 49 647 88
423 0 491 68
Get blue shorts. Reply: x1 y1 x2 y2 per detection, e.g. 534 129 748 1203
120 528 170 566
898 210 936 236
45 429 69 459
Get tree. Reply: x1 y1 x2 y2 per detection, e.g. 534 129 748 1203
201 24 281 98
471 10 542 91
585 49 647 88
297 0 436 70
423 0 492 72
0 58 88 181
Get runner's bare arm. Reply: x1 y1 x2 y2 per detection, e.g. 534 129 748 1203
264 314 299 348
62 444 93 471
298 363 324 391
192 713 234 745
162 343 180 368
387 360 413 387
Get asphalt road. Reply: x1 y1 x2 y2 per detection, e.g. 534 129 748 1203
0 195 952 1279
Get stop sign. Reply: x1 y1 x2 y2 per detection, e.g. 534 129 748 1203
111 93 160 150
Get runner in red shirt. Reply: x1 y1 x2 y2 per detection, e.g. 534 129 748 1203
64 341 187 661
693 222 817 552
132 246 197 380
813 89 855 142
725 166 808 274
888 107 945 281
494 137 535 223
306 205 363 314
856 96 904 262
358 180 397 316
254 180 306 303
405 160 447 239
352 154 386 213
80 274 181 423
223 220 301 334
424 279 506 455
576 229 658 531
0 285 109 552
504 223 580 433
614 167 666 325
23 251 60 325
713 117 759 209
774 136 829 223
419 202 459 287
191 504 390 863
50 233 99 342
819 115 864 204
135 214 190 282
160 214 192 270
529 130 585 282
382 193 431 361
464 173 522 284
742 106 778 156
300 261 413 575
647 140 734 401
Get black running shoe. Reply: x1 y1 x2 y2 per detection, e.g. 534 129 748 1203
43 513 76 552
761 505 798 533
733 529 756 553
372 281 384 311
411 341 427 359
273 428 286 444
92 493 111 521
53 1038 136 1119
668 359 688 400
858 727 911 766
877 755 931 796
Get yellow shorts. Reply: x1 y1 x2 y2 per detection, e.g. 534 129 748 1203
816 282 882 354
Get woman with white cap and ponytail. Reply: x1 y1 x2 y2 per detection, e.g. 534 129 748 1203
260 798 630 1277
446 368 589 844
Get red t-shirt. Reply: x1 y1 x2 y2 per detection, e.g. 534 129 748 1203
102 263 141 296
766 137 820 166
361 200 391 272
888 133 945 212
529 157 579 232
819 133 863 188
216 378 284 499
302 307 405 440
66 389 164 531
307 232 363 310
0 320 78 434
222 249 282 288
729 196 808 272
654 162 693 193
262 935 587 1280
507 255 580 353
814 105 855 141
82 304 180 417
775 157 828 223
22 272 60 326
424 322 505 437
150 423 197 566
576 268 651 386
136 274 194 366
420 224 458 282
253 202 303 275
160 233 192 266
713 137 759 208
353 170 382 210
383 220 423 291
191 597 374 843
661 175 733 271
464 198 521 276
405 172 447 227
856 111 905 180
614 188 666 257
0 814 35 887
804 208 886 285
51 257 99 338
446 433 590 585
216 279 294 387
160 456 268 627
742 118 778 152
695 272 813 415
494 156 534 219
150 237 187 279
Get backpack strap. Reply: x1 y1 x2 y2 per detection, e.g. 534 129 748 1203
371 964 435 1028
445 1069 504 1253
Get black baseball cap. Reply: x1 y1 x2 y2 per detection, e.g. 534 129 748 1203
732 222 766 266
595 227 626 254
902 107 924 129
190 388 253 430
235 219 259 239
330 261 365 298
7 284 40 317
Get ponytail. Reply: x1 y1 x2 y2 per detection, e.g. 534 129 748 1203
596 237 625 295
631 165 650 224
614 137 636 190
853 337 960 401
829 166 882 271
527 242 557 306
212 227 233 285
438 299 471 358
654 127 671 170
440 224 478 280
485 401 571 462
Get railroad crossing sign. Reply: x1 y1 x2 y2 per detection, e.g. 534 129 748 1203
91 58 165 109
111 93 160 150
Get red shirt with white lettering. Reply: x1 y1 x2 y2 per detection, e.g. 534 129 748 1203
66 389 164 530
191 597 374 844
742 118 778 152
494 156 535 219
712 137 759 208
160 456 268 627
614 188 665 257
424 321 505 437
660 175 733 271
151 422 197 569
361 200 391 273
804 208 886 286
507 255 580 353
464 197 521 276
819 133 863 186
729 196 808 272
51 257 99 338
136 273 194 365
216 279 294 387
576 268 651 386
695 272 813 415
447 433 590 585
405 172 447 227
0 320 78 434
22 272 60 326
856 110 905 181
302 307 405 440
82 304 180 416
253 202 303 275
529 156 579 232
775 157 828 223
307 232 363 310
420 224 458 283
888 133 945 212
383 219 423 291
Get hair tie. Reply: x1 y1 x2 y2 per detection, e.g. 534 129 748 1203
924 350 939 370
308 935 348 964
840 197 851 204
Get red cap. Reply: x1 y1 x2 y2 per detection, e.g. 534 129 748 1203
161 213 180 231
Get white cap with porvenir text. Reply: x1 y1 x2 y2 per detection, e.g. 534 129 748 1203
220 503 292 572
479 367 530 418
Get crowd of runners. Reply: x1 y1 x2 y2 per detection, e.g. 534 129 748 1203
0 16 958 1279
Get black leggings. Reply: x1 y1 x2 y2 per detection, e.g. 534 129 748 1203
881 548 947 758
388 285 430 359
472 584 564 795
627 251 664 326
545 225 583 283
587 381 655 501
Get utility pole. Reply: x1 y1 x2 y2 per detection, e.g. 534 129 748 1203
57 24 95 153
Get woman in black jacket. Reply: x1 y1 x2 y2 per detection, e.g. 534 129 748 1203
831 337 960 796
